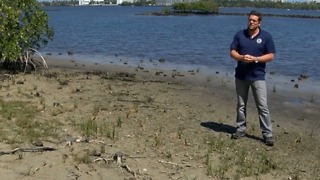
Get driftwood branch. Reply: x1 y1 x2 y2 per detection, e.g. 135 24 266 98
0 147 56 156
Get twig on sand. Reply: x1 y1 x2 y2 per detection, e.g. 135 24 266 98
93 151 137 178
158 160 192 167
92 151 125 165
0 147 56 156
74 165 92 176
93 157 114 164
121 164 137 178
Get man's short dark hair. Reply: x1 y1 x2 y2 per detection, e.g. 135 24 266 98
249 10 262 21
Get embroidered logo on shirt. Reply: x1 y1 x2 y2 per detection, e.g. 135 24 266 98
257 38 262 44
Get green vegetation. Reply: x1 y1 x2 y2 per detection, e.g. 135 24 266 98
158 0 320 16
39 0 156 6
173 0 219 14
205 134 279 179
0 98 60 144
174 0 320 11
40 0 78 6
70 116 118 140
120 0 156 6
218 0 320 10
0 0 53 70
38 0 320 10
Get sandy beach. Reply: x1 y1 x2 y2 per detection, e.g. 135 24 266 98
0 56 319 180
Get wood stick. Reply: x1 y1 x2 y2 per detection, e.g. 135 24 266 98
0 147 56 156
158 160 192 167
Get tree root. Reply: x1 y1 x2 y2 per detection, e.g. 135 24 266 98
22 48 48 73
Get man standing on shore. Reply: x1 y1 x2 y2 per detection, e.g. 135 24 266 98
229 10 276 146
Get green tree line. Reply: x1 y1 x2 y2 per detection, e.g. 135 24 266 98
38 0 320 10
173 1 219 13
38 0 156 6
215 0 320 10
170 0 320 14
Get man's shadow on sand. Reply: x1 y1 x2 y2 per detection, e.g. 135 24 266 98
200 121 261 142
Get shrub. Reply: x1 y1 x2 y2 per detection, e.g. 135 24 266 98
0 0 54 70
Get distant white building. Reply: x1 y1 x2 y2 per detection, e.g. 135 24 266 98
94 0 105 3
79 0 105 5
79 0 90 5
79 0 134 5
120 0 135 3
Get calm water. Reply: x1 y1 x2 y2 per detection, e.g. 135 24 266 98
42 6 320 91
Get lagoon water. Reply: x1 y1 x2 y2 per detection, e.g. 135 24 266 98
42 6 320 94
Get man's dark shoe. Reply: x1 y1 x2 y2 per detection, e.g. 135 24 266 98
263 136 274 146
231 131 245 139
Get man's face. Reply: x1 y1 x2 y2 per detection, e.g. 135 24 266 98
248 15 260 30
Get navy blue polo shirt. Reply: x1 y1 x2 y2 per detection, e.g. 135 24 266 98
230 28 276 81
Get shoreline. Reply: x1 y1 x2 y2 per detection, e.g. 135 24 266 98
141 11 320 19
45 54 320 106
44 55 320 136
